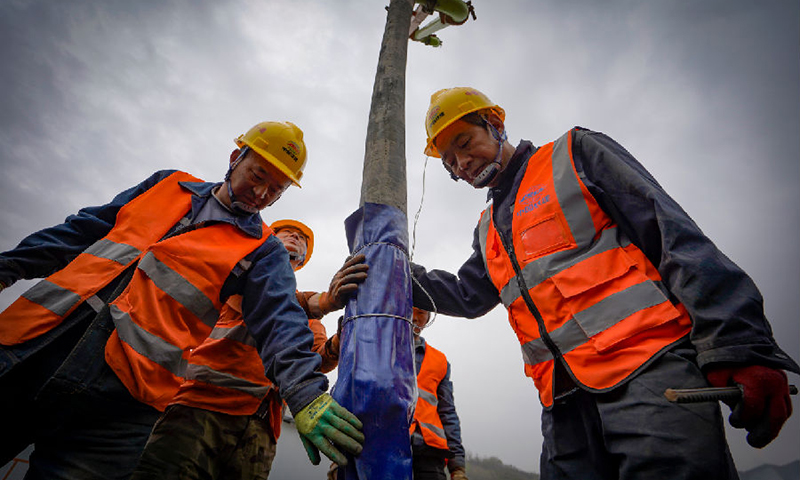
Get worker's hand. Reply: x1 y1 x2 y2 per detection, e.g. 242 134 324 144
326 461 340 480
319 254 369 314
450 466 469 480
322 317 342 361
294 393 364 466
706 365 793 448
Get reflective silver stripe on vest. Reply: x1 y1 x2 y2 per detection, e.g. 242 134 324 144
477 209 492 273
184 363 270 398
21 279 82 316
520 281 670 365
499 227 629 307
481 130 670 367
138 252 219 327
84 239 142 265
18 239 142 317
84 294 105 313
551 134 595 246
418 388 438 407
208 323 257 347
419 421 446 440
110 304 187 377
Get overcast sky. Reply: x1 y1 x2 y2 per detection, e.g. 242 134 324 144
1 0 798 474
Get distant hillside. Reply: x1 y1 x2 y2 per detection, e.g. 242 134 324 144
2 444 796 480
462 455 800 480
465 453 539 480
739 460 799 480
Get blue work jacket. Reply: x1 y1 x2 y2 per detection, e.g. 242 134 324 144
412 336 466 470
0 169 327 414
411 128 799 376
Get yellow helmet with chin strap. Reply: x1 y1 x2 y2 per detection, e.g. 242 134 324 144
424 87 505 158
270 219 314 270
235 121 307 187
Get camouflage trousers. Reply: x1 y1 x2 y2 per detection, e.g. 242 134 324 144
130 404 277 480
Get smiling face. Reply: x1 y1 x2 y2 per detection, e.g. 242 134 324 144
274 227 309 270
222 148 293 211
434 113 510 189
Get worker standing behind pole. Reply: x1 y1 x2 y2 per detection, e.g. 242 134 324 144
130 219 368 480
327 307 469 480
0 122 363 480
410 87 799 480
410 307 468 480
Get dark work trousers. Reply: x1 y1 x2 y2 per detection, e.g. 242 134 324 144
0 303 160 480
130 404 278 480
413 452 447 480
539 343 740 480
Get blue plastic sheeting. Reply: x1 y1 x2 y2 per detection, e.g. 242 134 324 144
332 202 416 480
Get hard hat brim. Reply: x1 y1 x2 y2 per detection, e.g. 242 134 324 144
235 139 303 187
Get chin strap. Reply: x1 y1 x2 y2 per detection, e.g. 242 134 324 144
471 121 507 188
224 147 259 215
288 251 306 266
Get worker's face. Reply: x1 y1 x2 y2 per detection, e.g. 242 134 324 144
435 115 506 189
412 307 430 336
275 227 308 270
227 149 292 211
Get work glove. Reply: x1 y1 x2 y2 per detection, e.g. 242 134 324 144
317 253 369 314
449 466 469 480
706 365 793 448
294 393 364 466
326 461 339 480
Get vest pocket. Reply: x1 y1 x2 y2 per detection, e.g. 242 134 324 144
549 248 680 354
518 214 573 262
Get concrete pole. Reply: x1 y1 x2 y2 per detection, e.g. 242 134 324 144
336 1 416 479
359 0 413 215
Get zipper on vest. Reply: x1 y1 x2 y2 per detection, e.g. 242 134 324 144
494 211 564 365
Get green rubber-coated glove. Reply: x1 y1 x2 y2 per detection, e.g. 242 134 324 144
294 393 364 465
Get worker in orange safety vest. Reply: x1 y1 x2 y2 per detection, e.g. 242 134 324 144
410 307 468 480
130 219 367 480
327 307 468 480
409 87 799 480
0 122 363 480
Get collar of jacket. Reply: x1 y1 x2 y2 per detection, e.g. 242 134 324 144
179 181 265 239
488 140 536 202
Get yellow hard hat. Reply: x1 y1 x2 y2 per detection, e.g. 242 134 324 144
270 219 314 270
423 87 505 158
235 121 308 187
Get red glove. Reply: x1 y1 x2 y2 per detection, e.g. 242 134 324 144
706 365 792 448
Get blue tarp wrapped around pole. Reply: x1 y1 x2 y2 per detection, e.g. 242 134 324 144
332 202 416 479
333 1 415 477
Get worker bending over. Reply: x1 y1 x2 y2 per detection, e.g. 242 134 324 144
0 122 363 480
410 87 798 479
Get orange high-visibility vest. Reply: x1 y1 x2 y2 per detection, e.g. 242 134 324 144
477 129 692 407
0 171 269 411
410 343 449 450
170 294 330 439
0 171 201 345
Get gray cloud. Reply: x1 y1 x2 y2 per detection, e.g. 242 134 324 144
1 0 797 473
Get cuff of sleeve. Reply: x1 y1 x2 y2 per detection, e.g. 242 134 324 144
697 341 800 375
282 377 329 417
448 457 466 471
0 258 23 288
318 291 335 315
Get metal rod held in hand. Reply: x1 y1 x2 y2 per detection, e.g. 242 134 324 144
665 385 798 403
